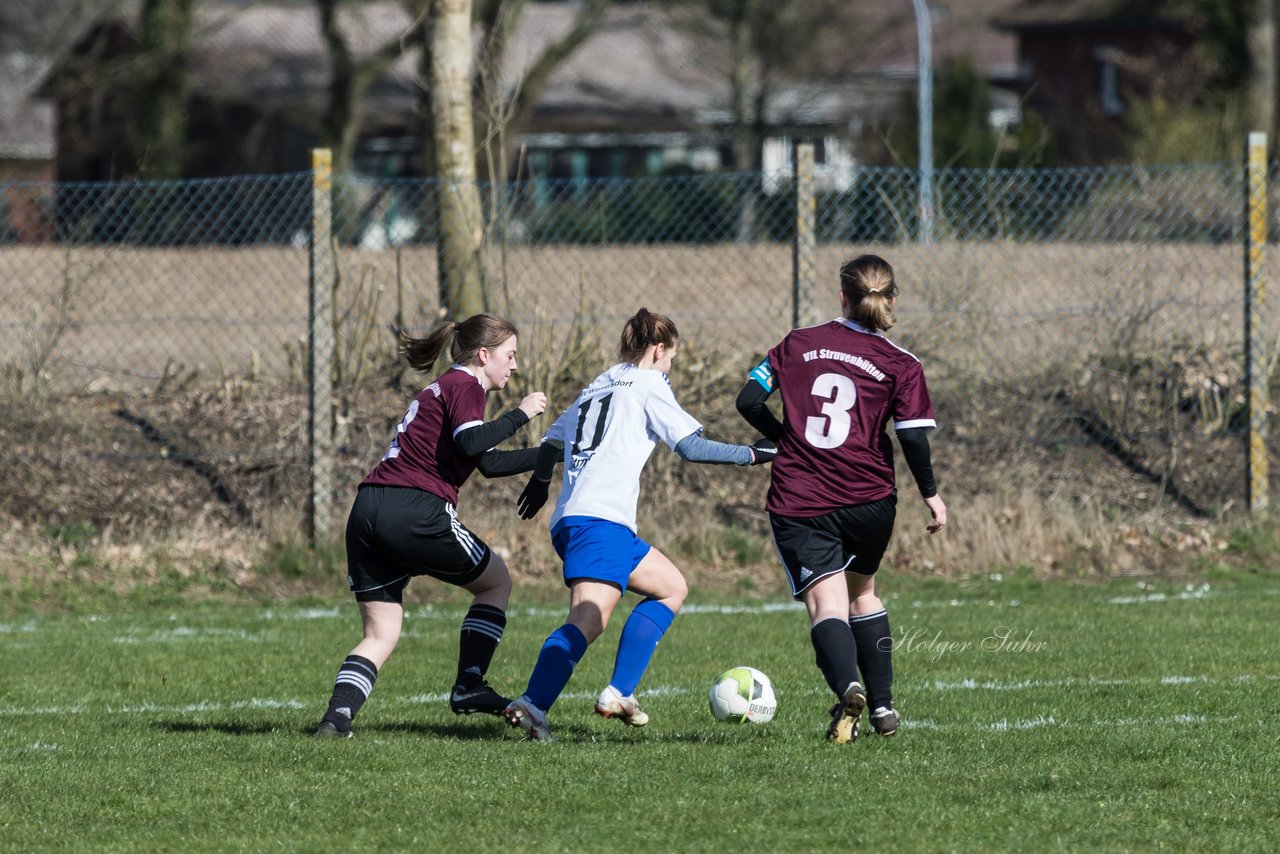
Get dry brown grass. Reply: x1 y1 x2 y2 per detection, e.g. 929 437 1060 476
0 447 1244 611
0 238 1272 603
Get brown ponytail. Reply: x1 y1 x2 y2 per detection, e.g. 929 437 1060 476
619 308 680 363
400 313 519 374
839 254 899 332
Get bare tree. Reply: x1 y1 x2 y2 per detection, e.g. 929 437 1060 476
130 0 193 179
666 0 863 240
725 0 764 241
472 0 609 180
430 0 486 317
315 0 425 177
409 0 607 315
405 0 435 177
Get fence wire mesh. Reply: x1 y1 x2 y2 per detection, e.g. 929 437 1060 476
0 162 1275 533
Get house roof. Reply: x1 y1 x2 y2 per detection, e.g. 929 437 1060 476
27 0 1018 141
858 0 1019 82
991 0 1200 30
507 4 726 125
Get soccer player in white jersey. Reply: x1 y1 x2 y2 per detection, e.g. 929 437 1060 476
736 255 948 743
314 314 550 738
504 308 775 741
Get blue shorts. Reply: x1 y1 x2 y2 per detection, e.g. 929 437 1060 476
551 516 652 593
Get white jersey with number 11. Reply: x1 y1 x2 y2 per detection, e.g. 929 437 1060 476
544 362 701 533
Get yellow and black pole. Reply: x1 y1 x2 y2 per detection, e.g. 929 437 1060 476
1244 132 1268 514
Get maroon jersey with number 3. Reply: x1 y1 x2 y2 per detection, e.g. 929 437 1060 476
361 366 488 504
757 318 936 516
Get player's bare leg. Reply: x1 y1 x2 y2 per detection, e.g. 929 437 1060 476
316 600 403 737
351 600 404 669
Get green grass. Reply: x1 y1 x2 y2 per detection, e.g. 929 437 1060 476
2 571 1278 851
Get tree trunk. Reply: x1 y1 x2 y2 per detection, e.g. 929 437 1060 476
411 0 441 299
431 0 487 318
411 4 437 185
1247 0 1277 149
317 0 360 177
132 0 193 179
730 0 762 243
317 0 424 178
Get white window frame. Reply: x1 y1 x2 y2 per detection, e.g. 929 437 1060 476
1094 45 1125 117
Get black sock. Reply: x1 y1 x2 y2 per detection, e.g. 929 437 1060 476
810 617 859 700
851 610 893 709
323 654 378 732
456 604 507 688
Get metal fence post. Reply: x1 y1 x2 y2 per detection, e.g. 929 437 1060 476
308 148 336 541
912 0 934 246
1244 132 1269 514
792 142 816 329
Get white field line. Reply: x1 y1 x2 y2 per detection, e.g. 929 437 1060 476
1107 583 1213 605
7 585 1273 636
259 607 344 621
924 674 1279 691
0 697 310 716
4 674 1277 719
112 627 261 643
75 589 1254 643
4 697 1255 737
904 713 1231 732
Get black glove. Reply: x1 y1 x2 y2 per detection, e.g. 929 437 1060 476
517 477 551 519
750 438 778 465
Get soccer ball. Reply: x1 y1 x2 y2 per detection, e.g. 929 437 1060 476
708 666 777 724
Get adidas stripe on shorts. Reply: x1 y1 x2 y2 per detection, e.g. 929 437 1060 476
345 485 492 603
768 494 896 600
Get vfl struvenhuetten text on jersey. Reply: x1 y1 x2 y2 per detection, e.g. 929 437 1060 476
761 319 935 516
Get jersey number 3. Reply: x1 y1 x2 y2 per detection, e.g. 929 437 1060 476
805 373 856 449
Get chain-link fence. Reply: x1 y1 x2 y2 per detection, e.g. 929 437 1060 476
1 156 1275 535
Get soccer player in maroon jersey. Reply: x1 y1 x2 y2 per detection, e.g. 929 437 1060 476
314 314 549 738
736 254 947 743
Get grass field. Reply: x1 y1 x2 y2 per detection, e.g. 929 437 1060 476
2 568 1277 851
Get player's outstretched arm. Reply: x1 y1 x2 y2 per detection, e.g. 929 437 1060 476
516 441 562 519
673 431 770 466
476 447 539 478
454 392 548 457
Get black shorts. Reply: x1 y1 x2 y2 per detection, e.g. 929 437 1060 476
345 485 492 604
769 495 896 600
